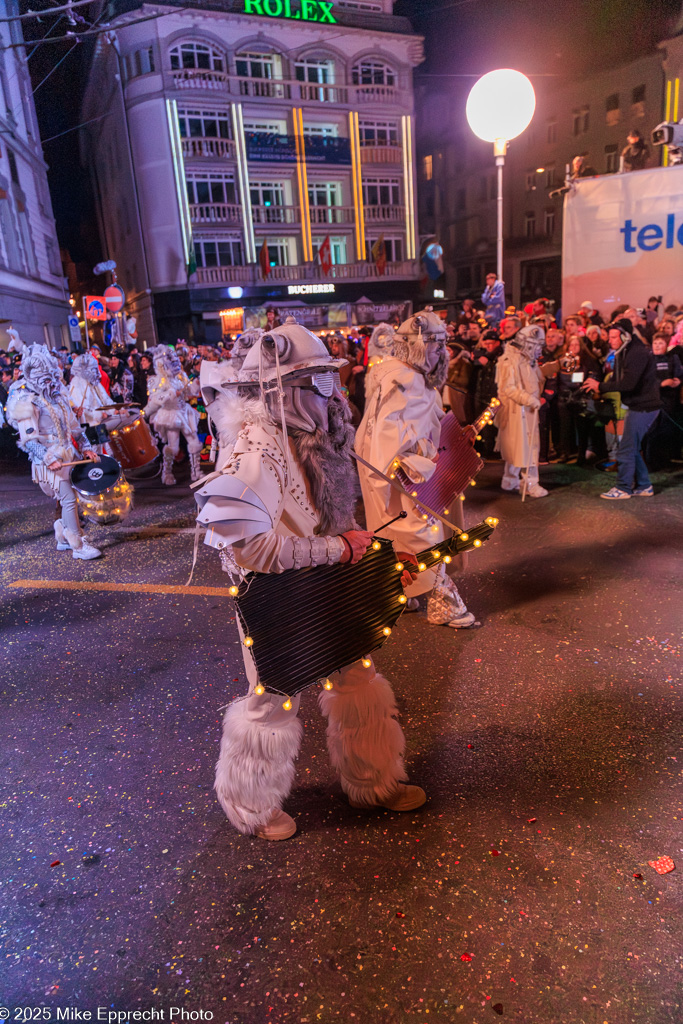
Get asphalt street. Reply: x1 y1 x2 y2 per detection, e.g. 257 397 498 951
1 445 682 1024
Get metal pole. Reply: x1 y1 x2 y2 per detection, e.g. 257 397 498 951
493 139 507 286
82 296 89 350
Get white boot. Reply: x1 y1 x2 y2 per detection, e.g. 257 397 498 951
320 661 415 808
63 527 101 560
214 697 303 835
189 451 202 482
54 519 70 551
427 574 477 628
161 447 176 486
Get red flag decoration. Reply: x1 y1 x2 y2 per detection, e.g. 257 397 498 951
318 235 332 276
259 238 270 278
371 235 387 276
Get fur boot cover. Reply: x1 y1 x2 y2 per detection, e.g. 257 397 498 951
214 697 303 833
319 667 408 806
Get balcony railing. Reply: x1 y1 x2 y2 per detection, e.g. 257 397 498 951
354 84 401 104
363 204 404 222
171 68 229 90
181 137 236 160
309 205 355 225
169 68 402 106
194 260 417 286
359 144 403 165
251 204 299 225
189 203 242 225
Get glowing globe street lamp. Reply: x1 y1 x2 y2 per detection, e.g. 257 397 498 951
466 69 536 282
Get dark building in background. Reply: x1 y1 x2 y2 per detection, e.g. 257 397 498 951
402 0 683 314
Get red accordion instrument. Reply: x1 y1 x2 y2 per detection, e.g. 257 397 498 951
400 400 499 516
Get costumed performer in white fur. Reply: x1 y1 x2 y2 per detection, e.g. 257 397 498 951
143 344 202 485
495 324 548 498
6 344 102 559
355 308 477 629
196 317 425 841
199 328 262 471
68 351 127 453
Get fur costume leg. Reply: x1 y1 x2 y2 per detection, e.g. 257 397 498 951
161 446 176 485
188 451 201 482
319 658 408 807
215 691 303 834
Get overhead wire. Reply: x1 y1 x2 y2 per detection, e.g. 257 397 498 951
0 0 95 23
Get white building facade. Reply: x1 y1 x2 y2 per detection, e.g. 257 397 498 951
0 0 70 349
82 0 423 344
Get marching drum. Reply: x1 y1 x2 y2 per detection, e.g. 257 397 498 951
107 414 159 470
70 455 133 525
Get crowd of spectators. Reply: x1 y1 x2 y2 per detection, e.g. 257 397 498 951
2 292 682 486
441 293 683 481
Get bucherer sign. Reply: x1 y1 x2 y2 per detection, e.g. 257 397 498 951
243 0 337 22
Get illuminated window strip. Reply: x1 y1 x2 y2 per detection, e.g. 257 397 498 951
293 108 313 262
349 111 366 260
232 103 256 263
401 114 416 261
166 99 192 266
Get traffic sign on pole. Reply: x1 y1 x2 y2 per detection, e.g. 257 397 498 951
103 283 125 313
85 296 108 320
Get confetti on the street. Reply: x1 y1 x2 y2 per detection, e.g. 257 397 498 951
648 856 675 874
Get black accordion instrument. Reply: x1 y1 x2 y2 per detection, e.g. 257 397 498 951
234 519 497 699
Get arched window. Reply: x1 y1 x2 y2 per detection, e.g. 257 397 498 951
170 42 224 73
352 60 396 87
235 51 283 81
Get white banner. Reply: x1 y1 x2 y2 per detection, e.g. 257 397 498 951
562 165 683 318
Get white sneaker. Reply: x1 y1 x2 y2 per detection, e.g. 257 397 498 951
526 485 548 498
53 519 70 551
600 487 631 500
501 482 519 492
73 541 102 560
445 611 479 629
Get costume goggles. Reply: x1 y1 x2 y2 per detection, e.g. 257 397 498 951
286 370 340 397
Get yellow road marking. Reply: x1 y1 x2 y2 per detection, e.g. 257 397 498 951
9 579 234 598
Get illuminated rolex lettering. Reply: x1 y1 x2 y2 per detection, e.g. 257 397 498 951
244 0 337 22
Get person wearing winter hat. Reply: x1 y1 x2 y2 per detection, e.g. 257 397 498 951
355 308 478 628
582 318 661 498
5 344 101 559
196 317 426 841
495 324 549 497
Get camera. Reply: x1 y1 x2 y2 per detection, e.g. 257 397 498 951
652 121 683 148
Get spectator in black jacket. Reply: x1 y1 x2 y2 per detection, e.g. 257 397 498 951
582 319 661 498
644 333 683 468
471 330 502 455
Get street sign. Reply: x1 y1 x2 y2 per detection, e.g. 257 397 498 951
85 296 107 320
68 315 81 343
103 283 125 313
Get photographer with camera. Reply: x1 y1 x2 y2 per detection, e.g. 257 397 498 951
582 318 661 498
555 336 607 465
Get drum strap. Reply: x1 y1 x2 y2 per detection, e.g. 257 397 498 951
350 450 463 536
186 520 203 586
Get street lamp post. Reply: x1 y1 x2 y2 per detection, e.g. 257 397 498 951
466 69 536 283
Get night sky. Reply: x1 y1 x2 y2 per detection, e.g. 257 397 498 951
19 0 683 268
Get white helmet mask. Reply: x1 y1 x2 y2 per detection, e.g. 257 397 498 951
21 344 64 400
239 317 347 434
514 325 545 364
70 352 101 385
393 308 449 388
